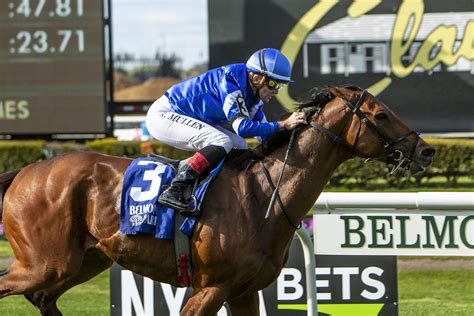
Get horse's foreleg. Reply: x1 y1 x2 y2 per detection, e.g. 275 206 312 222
24 293 62 316
180 286 228 316
227 292 260 316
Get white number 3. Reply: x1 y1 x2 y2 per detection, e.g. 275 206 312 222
130 161 167 202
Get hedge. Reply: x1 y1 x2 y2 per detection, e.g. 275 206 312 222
329 138 473 188
0 140 45 172
86 139 190 160
423 138 473 184
0 138 471 188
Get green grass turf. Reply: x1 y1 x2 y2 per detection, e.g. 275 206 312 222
0 239 14 259
398 269 474 316
0 270 110 316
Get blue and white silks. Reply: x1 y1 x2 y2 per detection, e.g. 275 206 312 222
165 63 279 141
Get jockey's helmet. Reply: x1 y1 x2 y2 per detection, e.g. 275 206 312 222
246 48 294 83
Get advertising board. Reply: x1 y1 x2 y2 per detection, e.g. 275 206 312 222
110 237 398 315
209 0 474 132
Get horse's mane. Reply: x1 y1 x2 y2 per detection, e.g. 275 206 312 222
225 84 362 170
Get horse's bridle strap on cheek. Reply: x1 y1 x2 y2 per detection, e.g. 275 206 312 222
308 90 370 157
310 122 354 153
309 89 420 168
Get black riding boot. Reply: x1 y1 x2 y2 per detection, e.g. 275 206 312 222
158 164 199 212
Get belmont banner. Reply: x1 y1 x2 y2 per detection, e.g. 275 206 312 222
314 210 474 256
208 0 474 133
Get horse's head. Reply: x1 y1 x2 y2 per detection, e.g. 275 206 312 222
301 85 435 174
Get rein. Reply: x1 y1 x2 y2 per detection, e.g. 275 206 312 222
260 159 300 229
262 127 300 229
310 90 420 174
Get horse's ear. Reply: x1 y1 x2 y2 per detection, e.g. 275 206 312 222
329 86 358 104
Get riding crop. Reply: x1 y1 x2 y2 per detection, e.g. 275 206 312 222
265 127 298 219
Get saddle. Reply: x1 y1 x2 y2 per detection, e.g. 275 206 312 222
148 153 183 173
120 154 224 287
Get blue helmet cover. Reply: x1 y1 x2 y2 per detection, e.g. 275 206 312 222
246 48 294 83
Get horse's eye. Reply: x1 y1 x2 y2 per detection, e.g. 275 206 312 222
375 112 388 121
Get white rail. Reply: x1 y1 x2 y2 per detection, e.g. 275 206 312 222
314 192 474 210
297 192 474 316
296 229 317 316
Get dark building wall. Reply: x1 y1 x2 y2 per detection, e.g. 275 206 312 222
208 0 474 133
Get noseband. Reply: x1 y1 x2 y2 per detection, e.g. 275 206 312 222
309 90 420 174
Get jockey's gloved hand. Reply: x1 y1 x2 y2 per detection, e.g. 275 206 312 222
278 112 307 130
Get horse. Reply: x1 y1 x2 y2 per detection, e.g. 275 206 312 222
0 85 435 315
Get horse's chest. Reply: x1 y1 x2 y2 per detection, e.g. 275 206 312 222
258 256 286 282
196 224 290 292
234 253 287 293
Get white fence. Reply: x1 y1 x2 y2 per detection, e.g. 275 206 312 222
314 192 473 210
296 192 474 316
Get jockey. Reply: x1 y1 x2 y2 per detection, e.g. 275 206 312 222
146 48 306 213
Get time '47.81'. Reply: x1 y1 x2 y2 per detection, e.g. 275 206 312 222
9 0 84 18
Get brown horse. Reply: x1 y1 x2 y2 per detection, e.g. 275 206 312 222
0 85 434 315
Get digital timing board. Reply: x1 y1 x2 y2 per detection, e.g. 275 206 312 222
0 0 105 134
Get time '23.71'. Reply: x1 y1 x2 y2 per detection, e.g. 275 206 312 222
10 29 84 54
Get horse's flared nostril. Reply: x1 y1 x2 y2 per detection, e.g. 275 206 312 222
421 148 436 159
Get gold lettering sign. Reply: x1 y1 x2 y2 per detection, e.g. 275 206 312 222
278 0 474 111
391 0 474 78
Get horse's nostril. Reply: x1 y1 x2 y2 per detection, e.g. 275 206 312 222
421 148 435 158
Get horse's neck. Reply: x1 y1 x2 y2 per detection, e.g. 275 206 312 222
262 126 350 237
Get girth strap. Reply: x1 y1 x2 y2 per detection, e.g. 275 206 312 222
174 213 192 287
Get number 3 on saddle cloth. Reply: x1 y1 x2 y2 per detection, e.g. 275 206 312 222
119 157 224 239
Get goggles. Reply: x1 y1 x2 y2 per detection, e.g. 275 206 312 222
265 77 287 91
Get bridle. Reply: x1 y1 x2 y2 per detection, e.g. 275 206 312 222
263 89 421 228
309 89 421 174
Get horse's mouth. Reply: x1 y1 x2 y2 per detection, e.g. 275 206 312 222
383 155 433 175
408 157 433 174
409 162 426 174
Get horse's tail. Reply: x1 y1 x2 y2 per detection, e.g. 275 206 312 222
0 169 21 223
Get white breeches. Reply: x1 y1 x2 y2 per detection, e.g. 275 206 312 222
146 96 248 153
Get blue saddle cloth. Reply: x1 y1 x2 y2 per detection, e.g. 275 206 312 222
120 157 223 239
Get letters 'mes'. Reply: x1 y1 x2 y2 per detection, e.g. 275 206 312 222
0 100 30 120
